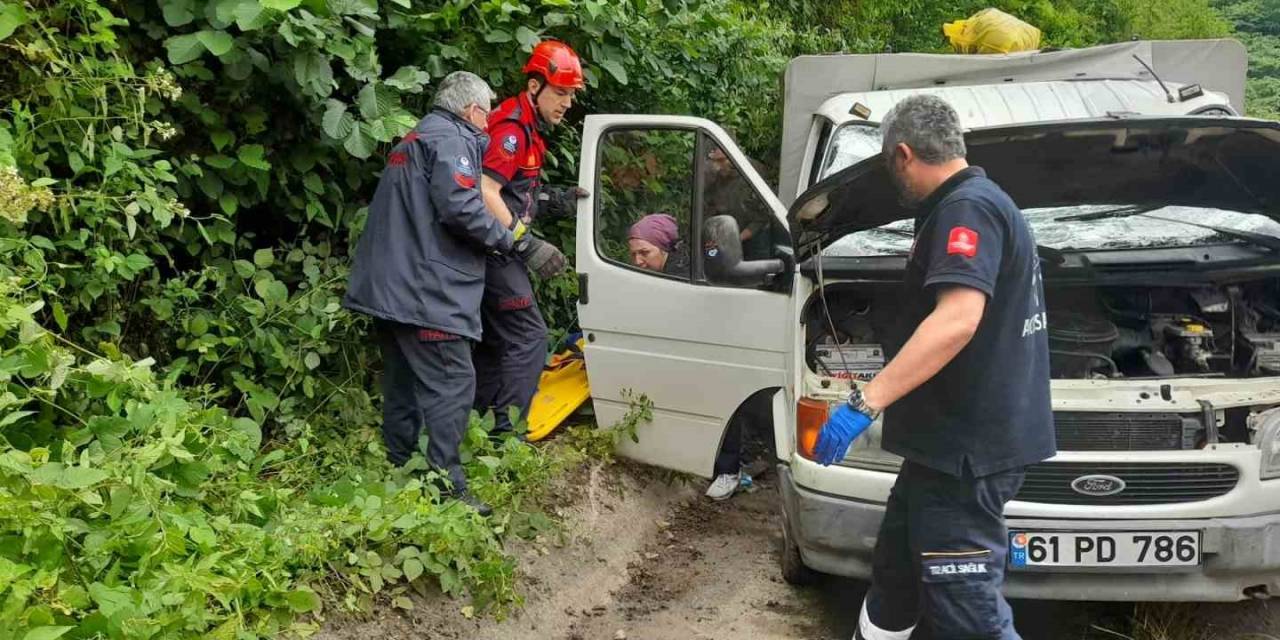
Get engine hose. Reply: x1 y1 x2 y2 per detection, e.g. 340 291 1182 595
1049 349 1120 377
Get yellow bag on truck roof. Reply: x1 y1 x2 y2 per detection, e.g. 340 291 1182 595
943 8 1041 55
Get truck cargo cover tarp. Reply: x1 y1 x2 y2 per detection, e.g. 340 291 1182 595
779 39 1249 205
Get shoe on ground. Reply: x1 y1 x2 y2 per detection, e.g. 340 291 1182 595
705 472 740 501
454 491 493 517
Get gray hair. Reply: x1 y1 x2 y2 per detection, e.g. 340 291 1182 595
433 71 496 116
880 94 967 165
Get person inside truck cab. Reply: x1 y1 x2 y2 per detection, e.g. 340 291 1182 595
812 95 1055 639
628 213 689 277
704 141 775 260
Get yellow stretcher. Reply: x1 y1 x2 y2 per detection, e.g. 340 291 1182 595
525 335 590 442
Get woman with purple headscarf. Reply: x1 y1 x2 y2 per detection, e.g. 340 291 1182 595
627 213 688 276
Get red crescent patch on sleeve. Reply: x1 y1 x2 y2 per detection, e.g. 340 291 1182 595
947 226 979 258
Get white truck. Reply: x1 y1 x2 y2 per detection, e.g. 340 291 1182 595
573 39 1280 601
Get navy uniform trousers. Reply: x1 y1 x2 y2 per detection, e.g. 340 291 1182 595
376 319 475 492
472 253 547 433
862 461 1026 640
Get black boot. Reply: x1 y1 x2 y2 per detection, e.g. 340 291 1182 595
454 490 492 517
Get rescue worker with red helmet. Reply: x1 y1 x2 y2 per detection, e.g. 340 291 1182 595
474 40 589 435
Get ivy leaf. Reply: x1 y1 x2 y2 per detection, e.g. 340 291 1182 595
385 66 429 93
261 0 301 10
285 588 321 613
196 30 235 57
204 154 236 170
322 100 355 140
164 33 205 65
237 145 271 171
304 352 320 370
161 0 195 27
343 124 376 159
254 278 289 307
233 260 256 279
22 626 75 640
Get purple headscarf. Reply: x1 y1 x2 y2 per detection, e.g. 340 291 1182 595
628 213 679 253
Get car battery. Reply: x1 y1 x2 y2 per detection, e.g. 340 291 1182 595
814 343 885 381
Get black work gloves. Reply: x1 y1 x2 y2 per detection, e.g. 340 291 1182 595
514 235 567 279
537 185 590 219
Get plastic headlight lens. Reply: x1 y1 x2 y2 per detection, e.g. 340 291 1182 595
1256 410 1280 480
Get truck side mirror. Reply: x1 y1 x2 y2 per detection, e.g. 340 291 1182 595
703 215 786 286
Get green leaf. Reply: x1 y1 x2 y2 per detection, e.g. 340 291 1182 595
598 59 628 85
204 154 236 170
402 558 424 582
211 131 234 151
229 417 261 459
164 33 205 65
285 588 321 613
233 259 256 279
51 302 67 331
357 83 396 120
343 125 376 159
261 0 301 10
294 50 334 98
304 352 320 370
484 29 513 43
124 254 152 272
385 66 430 93
515 26 540 50
237 144 270 171
196 30 235 57
253 248 273 268
88 583 134 618
322 100 355 140
254 278 289 307
219 192 238 214
22 626 75 640
0 3 28 42
233 0 265 29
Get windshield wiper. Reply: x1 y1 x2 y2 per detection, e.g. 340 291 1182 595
1138 214 1280 253
1053 205 1159 223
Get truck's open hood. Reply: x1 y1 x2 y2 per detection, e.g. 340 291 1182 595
788 117 1280 260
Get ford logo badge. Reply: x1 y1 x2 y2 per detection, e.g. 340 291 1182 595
1071 474 1126 497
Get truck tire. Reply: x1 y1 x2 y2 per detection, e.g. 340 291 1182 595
780 512 818 586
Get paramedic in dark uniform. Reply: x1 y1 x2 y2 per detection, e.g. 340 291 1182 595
474 40 587 434
344 72 561 516
811 94 1055 640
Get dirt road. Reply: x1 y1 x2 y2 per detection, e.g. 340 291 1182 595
318 463 1280 640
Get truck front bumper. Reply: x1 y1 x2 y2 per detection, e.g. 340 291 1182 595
778 464 1280 601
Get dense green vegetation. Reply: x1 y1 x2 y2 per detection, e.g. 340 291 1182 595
0 0 1263 637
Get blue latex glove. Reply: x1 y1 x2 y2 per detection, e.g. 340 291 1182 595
813 403 874 466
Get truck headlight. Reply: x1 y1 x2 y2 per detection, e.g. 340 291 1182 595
1253 409 1280 480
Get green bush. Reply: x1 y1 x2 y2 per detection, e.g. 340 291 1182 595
0 0 1257 636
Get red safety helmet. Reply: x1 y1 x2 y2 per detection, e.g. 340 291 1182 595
522 40 585 90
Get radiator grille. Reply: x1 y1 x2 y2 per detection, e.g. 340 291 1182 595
1016 462 1238 505
1052 412 1194 451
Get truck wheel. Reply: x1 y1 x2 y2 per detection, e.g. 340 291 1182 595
780 515 818 586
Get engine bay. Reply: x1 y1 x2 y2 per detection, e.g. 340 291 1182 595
805 278 1280 382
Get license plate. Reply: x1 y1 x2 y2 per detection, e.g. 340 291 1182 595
1009 531 1200 568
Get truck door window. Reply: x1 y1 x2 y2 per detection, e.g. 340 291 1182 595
819 122 882 181
595 128 694 280
700 136 787 286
